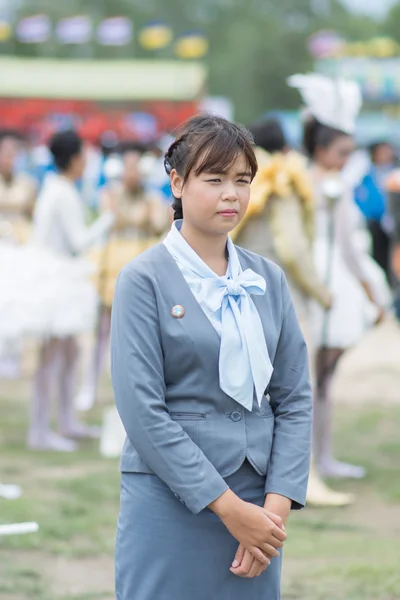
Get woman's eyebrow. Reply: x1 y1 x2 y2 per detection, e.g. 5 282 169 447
202 169 252 176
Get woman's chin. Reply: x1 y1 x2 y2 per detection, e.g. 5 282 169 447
214 214 241 232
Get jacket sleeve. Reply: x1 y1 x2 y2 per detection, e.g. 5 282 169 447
264 270 312 509
269 194 331 308
110 265 229 515
58 192 115 255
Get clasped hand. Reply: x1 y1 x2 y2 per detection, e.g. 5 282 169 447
228 504 286 579
210 493 286 579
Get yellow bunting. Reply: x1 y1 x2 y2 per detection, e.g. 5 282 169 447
315 36 400 59
0 21 12 42
174 33 208 59
346 42 366 57
367 37 399 58
138 23 172 51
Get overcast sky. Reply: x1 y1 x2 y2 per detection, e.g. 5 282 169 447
341 0 398 18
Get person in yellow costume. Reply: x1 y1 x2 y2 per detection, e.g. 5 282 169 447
76 144 169 411
0 130 36 244
232 119 353 507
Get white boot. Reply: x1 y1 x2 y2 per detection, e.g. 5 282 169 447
307 461 354 507
74 384 96 412
318 458 366 480
28 430 77 453
0 483 22 500
100 407 125 458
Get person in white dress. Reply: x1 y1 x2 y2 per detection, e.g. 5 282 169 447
0 130 37 378
25 130 115 451
289 74 386 479
75 145 168 412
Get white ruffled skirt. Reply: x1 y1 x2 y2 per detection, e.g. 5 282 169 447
0 242 98 341
311 237 391 348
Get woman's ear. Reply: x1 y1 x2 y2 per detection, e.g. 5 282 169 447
170 168 184 199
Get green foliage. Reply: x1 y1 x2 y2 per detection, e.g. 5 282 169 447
382 1 400 43
0 0 389 121
1 382 400 599
1 0 388 121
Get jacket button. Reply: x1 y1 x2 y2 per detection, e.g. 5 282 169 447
230 411 242 422
173 492 185 506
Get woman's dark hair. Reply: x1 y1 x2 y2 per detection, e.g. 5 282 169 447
164 114 258 220
118 140 148 156
0 129 23 145
49 130 83 172
368 140 392 162
303 117 349 158
248 119 286 154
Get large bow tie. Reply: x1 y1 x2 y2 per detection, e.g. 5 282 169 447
199 269 266 312
163 221 274 411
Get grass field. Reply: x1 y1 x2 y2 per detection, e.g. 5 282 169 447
0 375 399 600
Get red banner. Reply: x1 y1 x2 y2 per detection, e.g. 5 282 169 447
0 98 199 143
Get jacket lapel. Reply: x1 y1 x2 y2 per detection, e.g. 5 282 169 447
154 243 274 361
156 244 221 347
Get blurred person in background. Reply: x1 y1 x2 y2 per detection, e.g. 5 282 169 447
75 142 169 412
0 129 37 244
386 170 400 320
0 130 37 378
231 118 352 507
102 142 168 238
28 130 116 451
0 130 116 450
289 74 387 480
92 130 120 203
146 135 176 205
354 140 396 281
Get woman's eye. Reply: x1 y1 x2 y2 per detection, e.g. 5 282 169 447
207 178 221 183
238 179 250 184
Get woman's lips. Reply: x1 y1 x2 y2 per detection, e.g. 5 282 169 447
217 209 238 216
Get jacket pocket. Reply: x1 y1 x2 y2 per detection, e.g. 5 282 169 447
170 412 206 421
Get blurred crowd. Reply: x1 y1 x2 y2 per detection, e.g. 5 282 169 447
1 127 174 216
1 82 400 506
0 127 171 451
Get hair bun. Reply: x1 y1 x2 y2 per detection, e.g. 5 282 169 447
164 152 173 176
164 137 186 176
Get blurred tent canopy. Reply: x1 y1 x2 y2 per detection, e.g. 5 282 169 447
0 57 207 101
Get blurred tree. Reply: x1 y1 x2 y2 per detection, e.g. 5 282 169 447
382 2 400 44
3 0 381 122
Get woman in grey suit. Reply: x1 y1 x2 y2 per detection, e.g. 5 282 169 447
111 115 312 599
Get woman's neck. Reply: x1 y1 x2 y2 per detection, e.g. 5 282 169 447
179 221 228 276
310 162 339 180
0 171 13 184
60 170 77 183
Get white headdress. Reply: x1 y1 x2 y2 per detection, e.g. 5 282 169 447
287 73 362 134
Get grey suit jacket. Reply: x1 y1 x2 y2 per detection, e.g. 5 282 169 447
111 243 312 515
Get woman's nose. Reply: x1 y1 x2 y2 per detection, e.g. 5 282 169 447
221 182 238 200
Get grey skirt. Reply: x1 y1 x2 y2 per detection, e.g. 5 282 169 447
115 460 282 600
